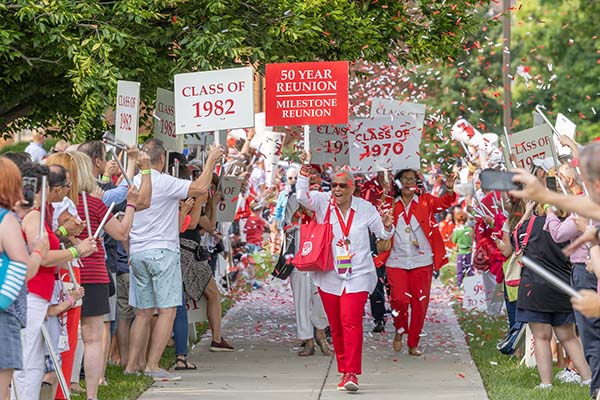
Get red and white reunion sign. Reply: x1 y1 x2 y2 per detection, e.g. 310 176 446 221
154 88 184 152
265 61 349 127
174 67 254 134
115 80 140 146
347 116 423 173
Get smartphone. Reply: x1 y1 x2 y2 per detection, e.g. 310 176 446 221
22 177 37 208
479 169 522 192
546 176 558 192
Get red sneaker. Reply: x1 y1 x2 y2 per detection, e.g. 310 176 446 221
337 374 348 391
343 373 359 392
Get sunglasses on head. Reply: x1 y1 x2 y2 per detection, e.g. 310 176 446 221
332 182 349 189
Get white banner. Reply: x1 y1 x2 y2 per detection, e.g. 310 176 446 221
216 176 243 222
462 274 486 311
154 88 184 152
369 98 426 122
347 116 422 173
252 113 285 185
115 80 140 147
507 124 556 169
555 113 576 156
308 125 350 166
174 67 254 134
186 296 208 324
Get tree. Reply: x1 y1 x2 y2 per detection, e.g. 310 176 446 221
1 0 487 142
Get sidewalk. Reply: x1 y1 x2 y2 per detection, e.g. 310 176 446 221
139 279 488 400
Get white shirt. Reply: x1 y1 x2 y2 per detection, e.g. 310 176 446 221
386 195 433 269
25 142 46 162
296 175 393 295
130 169 191 254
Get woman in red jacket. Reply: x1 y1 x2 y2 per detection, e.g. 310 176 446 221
381 169 456 356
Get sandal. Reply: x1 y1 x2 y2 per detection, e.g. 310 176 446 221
174 356 197 370
298 345 315 356
316 338 333 356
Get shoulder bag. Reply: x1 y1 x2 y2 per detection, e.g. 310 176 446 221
292 205 334 272
0 209 28 311
505 216 536 288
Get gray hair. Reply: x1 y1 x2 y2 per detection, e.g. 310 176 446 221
580 142 600 182
142 138 166 165
332 170 355 187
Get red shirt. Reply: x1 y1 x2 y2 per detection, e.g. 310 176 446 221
244 214 266 246
76 195 113 284
27 221 59 301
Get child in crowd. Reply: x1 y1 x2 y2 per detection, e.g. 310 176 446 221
451 210 473 287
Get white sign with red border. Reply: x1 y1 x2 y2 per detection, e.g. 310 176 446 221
462 275 486 311
115 80 140 147
154 88 184 152
506 124 556 169
216 176 243 222
308 124 350 166
347 116 422 173
174 67 254 134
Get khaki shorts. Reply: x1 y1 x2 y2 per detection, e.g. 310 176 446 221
116 273 135 320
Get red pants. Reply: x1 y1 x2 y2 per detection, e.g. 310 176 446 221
56 268 81 399
318 288 368 375
387 266 433 348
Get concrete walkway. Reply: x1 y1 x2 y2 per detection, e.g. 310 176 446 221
139 279 488 400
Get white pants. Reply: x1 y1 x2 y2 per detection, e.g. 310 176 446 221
290 270 328 340
12 293 49 400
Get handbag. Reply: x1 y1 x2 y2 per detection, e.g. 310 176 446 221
0 209 28 311
272 228 296 280
292 205 334 272
505 216 536 288
496 322 526 355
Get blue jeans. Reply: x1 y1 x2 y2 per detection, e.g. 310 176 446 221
173 290 188 356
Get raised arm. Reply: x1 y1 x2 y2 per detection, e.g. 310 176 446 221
188 145 224 198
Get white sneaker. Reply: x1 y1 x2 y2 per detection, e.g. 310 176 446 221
555 368 581 384
535 383 553 390
581 379 592 386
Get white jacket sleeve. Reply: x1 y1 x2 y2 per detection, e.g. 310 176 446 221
296 174 330 223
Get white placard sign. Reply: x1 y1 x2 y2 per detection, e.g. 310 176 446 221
115 80 140 147
507 124 556 169
154 88 184 152
347 116 422 173
309 125 350 166
216 176 243 222
174 67 254 134
369 98 426 121
462 275 486 311
555 113 576 156
186 296 208 324
252 113 285 185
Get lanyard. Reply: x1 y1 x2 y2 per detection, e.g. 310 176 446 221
398 198 416 228
334 207 355 241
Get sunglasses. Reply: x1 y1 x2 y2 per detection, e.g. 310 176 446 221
400 177 417 183
287 177 297 181
332 182 349 189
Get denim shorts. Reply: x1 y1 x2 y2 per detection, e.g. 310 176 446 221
516 308 575 327
0 312 23 370
130 249 182 309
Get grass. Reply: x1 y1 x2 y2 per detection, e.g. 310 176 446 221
70 253 272 400
441 255 591 400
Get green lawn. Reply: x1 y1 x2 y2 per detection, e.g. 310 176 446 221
442 256 591 400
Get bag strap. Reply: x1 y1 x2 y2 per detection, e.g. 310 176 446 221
513 215 536 253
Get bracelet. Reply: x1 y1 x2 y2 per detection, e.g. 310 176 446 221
68 246 79 259
31 249 43 259
141 169 152 175
65 293 75 307
543 203 552 212
57 226 68 236
101 175 110 182
126 203 136 211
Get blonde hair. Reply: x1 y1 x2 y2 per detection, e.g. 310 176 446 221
46 152 79 205
68 151 98 194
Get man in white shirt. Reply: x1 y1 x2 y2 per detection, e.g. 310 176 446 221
124 139 224 381
24 130 46 162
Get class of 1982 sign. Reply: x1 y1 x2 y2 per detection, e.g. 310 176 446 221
265 61 349 127
174 67 254 135
115 80 140 147
154 88 184 152
216 176 243 222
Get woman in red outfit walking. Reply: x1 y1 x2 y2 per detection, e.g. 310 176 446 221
380 169 456 356
296 154 393 392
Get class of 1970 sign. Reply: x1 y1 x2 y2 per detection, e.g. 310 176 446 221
174 67 254 134
265 61 349 127
347 115 423 173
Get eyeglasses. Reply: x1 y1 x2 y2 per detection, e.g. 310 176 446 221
332 182 349 189
287 177 297 181
400 177 417 183
61 181 72 188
